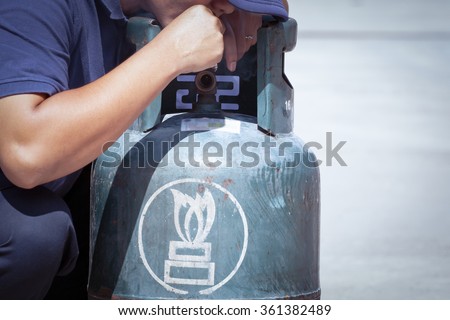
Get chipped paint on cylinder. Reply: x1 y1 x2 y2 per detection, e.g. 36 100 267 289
89 113 320 299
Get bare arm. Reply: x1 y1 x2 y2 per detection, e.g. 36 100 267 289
0 5 224 188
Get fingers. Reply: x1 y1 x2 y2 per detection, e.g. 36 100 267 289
159 5 225 74
160 5 262 75
222 17 238 72
220 10 262 72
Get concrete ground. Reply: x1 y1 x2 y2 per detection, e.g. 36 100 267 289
286 0 450 299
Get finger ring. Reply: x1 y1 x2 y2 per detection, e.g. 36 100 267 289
245 35 254 40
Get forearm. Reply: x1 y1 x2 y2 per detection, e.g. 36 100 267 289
1 5 224 188
0 5 224 188
0 33 177 188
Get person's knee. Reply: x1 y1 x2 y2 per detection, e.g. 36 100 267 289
17 203 78 273
0 186 79 298
14 187 79 272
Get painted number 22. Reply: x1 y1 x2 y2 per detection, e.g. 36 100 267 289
176 75 240 111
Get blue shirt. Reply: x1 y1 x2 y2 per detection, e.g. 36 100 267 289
0 0 131 192
0 0 129 98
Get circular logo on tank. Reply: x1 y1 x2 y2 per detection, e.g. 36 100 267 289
138 178 248 295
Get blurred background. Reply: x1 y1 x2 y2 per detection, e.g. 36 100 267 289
286 0 450 299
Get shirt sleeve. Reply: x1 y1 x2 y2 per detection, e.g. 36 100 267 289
0 0 74 98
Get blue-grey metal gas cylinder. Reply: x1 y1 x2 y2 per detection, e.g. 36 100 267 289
88 16 320 300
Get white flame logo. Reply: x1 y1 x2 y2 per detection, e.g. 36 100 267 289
170 188 215 244
138 178 249 295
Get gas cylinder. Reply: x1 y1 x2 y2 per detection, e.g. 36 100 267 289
88 16 320 300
